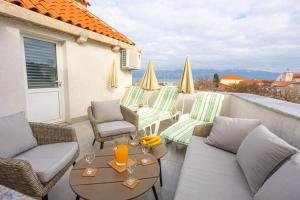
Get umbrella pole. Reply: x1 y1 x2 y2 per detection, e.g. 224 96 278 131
182 94 185 114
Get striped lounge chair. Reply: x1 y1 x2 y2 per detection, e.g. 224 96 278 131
161 92 224 145
137 86 179 135
121 86 144 110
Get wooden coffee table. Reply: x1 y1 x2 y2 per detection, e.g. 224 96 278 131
143 140 168 187
70 146 160 200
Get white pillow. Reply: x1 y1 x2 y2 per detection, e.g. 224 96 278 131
254 153 300 200
0 112 37 158
92 100 123 123
237 125 298 195
206 116 261 153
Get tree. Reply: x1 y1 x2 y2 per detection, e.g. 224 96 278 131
213 73 220 90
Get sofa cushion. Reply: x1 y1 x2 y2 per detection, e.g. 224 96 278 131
14 142 78 183
174 136 252 200
206 116 260 153
254 153 300 200
97 121 136 138
0 112 37 158
237 125 298 195
92 100 123 123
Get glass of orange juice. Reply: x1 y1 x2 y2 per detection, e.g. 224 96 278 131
114 141 129 166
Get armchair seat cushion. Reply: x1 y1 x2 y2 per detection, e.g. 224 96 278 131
14 142 78 183
97 121 136 138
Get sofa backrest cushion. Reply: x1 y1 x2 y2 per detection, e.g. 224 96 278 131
254 153 300 200
237 125 298 195
206 116 261 153
92 100 123 123
0 112 37 158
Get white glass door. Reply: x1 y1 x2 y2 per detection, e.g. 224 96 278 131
24 37 63 122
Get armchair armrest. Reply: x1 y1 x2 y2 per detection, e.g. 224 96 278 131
121 105 138 128
29 122 77 145
193 122 213 137
0 158 44 197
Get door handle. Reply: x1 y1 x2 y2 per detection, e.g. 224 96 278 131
56 81 62 87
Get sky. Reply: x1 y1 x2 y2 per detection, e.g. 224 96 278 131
90 0 300 72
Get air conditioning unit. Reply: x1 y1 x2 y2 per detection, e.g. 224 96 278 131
120 49 141 70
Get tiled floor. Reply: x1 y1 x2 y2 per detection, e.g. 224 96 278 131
48 120 187 200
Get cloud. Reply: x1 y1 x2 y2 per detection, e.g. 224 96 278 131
90 0 300 72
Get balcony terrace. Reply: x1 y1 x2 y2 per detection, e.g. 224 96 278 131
23 92 299 200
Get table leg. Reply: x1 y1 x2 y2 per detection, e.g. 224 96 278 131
152 186 159 200
158 158 163 187
76 195 80 200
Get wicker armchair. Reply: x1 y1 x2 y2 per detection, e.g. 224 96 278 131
0 123 79 200
88 105 138 149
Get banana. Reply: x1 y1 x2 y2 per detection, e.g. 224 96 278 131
139 136 153 141
148 138 161 147
146 136 160 144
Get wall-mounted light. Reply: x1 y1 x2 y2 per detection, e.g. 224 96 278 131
76 31 88 44
111 45 121 52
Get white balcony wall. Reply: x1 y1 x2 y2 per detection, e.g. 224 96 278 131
228 94 300 149
0 17 132 121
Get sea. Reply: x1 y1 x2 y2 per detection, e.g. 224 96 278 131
133 69 279 83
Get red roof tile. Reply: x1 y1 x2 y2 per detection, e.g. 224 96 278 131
221 75 245 80
241 80 273 84
5 0 134 45
271 81 292 87
293 73 300 79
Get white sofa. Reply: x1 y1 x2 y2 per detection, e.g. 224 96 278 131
174 94 300 200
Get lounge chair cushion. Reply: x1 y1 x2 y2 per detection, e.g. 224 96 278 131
174 136 252 200
161 92 224 145
92 100 123 123
254 153 300 200
14 142 78 183
206 116 261 153
237 125 298 195
0 112 37 158
161 117 200 145
121 86 144 107
97 121 136 137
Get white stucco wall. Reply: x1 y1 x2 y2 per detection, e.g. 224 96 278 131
220 79 242 85
0 16 133 121
0 18 27 117
64 40 132 119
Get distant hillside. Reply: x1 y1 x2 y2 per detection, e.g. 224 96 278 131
133 69 279 82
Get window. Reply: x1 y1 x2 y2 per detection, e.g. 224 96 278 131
24 37 58 88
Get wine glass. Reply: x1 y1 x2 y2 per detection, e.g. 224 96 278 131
85 151 95 175
141 144 150 164
126 160 137 185
129 131 138 146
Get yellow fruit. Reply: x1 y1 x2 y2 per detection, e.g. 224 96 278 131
140 139 147 145
148 138 161 147
139 136 152 142
146 136 160 144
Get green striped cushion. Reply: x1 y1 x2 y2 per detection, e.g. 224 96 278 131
152 86 179 112
137 108 168 130
121 86 144 107
161 92 224 145
190 92 224 122
161 118 201 145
